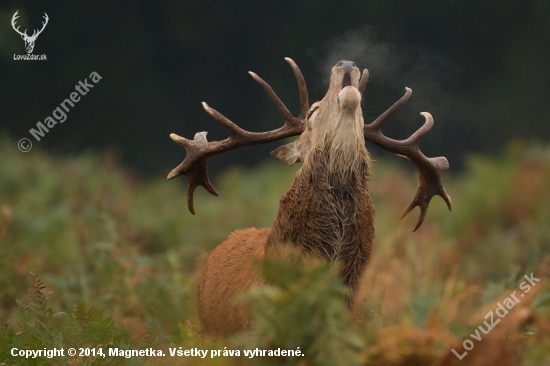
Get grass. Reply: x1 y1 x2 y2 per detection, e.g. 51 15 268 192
1 136 550 365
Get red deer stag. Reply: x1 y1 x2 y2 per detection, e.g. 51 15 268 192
167 59 452 336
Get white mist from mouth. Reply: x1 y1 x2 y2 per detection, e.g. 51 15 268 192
318 25 457 129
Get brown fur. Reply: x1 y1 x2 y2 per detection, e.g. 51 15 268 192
267 143 374 297
198 62 374 336
198 228 268 337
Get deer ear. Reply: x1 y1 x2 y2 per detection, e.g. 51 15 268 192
270 140 303 166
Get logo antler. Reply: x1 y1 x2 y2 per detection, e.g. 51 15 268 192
11 10 49 54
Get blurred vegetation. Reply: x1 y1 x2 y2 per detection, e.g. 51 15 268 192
1 136 550 365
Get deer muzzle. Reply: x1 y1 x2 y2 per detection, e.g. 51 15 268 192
337 70 360 110
334 61 360 110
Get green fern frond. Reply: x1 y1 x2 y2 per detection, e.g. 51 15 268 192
142 318 159 348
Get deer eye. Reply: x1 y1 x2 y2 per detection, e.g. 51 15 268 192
306 106 319 120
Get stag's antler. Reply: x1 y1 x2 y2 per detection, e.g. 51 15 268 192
358 69 369 97
168 58 308 214
363 84 452 231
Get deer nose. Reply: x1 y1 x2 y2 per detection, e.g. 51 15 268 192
335 61 356 74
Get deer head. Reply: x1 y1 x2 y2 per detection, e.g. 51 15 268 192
12 11 49 54
168 58 451 231
270 61 366 173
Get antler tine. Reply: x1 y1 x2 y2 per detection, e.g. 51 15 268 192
167 131 219 214
406 112 433 145
11 11 26 36
33 13 49 37
168 59 307 214
400 167 452 232
248 72 303 127
358 69 369 97
400 157 452 231
364 90 451 231
369 87 412 130
284 57 309 118
201 102 250 139
37 13 48 35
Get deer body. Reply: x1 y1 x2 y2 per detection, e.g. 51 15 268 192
168 59 452 337
198 228 268 336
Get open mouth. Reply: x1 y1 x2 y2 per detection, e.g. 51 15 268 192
337 72 354 95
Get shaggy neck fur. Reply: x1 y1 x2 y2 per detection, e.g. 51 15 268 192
267 91 375 296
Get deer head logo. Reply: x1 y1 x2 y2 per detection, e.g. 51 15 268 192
11 10 49 54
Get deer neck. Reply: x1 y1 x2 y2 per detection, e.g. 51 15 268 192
268 106 375 266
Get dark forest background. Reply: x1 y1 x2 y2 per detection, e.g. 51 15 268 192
1 0 549 177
